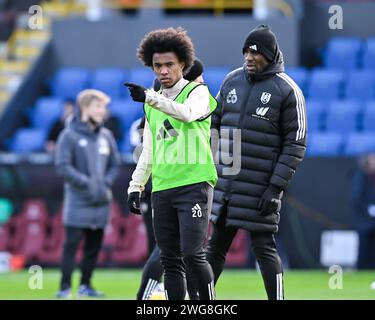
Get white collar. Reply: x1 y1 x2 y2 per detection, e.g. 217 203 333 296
161 78 189 99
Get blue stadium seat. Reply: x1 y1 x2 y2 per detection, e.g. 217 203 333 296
362 38 375 69
344 70 375 100
128 68 155 89
204 67 231 97
11 128 46 153
307 69 344 99
50 68 90 99
285 68 309 94
91 68 128 98
323 37 362 70
306 99 325 132
362 100 375 132
119 134 133 154
109 99 144 131
344 132 375 155
307 132 344 156
31 97 63 131
325 99 362 132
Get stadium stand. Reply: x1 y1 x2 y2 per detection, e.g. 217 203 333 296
203 67 231 97
362 37 375 69
307 68 344 100
322 37 362 70
307 132 344 156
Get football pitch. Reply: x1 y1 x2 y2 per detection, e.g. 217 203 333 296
0 269 374 300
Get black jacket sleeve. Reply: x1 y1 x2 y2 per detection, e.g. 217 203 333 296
270 87 307 190
55 130 90 188
104 132 121 187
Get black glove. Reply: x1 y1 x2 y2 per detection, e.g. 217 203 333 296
258 185 284 216
124 82 146 102
127 192 141 215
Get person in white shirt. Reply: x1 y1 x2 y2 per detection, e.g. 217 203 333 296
124 28 217 300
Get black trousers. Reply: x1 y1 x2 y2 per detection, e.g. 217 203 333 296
136 244 200 300
60 226 104 290
152 182 215 300
206 206 284 300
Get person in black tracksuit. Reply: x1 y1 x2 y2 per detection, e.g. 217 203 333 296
133 59 205 300
126 28 217 300
207 25 307 300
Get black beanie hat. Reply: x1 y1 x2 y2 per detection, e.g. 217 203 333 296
242 25 278 62
184 58 204 81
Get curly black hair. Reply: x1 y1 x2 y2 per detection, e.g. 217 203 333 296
137 27 195 74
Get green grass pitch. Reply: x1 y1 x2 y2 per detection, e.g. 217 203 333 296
0 269 374 300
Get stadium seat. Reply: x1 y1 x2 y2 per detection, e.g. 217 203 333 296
11 128 46 153
307 68 344 99
306 99 325 132
362 100 375 132
91 68 128 98
325 99 362 133
40 211 64 265
286 67 309 94
19 199 49 223
344 132 375 155
0 223 10 251
344 70 375 100
323 37 362 70
10 199 49 262
110 98 144 130
50 67 90 99
111 214 148 265
128 68 155 89
31 97 64 131
225 229 248 267
362 38 375 69
5 215 22 254
110 200 126 223
20 223 47 262
98 221 122 265
204 67 231 97
307 132 344 156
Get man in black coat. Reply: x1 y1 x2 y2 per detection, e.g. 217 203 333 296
207 25 307 300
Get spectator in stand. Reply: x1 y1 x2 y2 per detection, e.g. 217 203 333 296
45 99 75 153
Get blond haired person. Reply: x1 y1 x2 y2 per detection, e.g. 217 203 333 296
55 89 120 298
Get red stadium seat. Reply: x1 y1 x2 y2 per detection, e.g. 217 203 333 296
110 200 125 223
20 222 47 262
0 223 10 251
97 220 122 265
19 199 49 223
110 214 148 265
40 212 64 265
225 230 248 267
10 199 49 263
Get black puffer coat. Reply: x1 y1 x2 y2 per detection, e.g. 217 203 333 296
211 49 307 233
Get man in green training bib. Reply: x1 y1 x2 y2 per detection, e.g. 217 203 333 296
125 27 217 300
